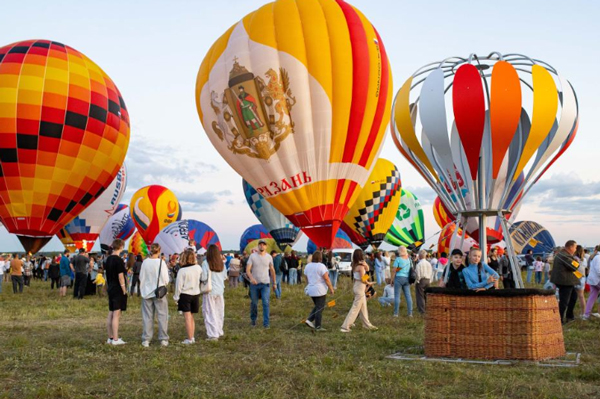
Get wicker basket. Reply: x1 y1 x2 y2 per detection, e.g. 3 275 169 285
424 288 565 361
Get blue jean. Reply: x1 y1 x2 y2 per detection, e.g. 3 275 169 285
394 276 413 316
250 283 271 327
543 271 549 284
535 271 542 284
379 297 393 306
43 269 48 281
376 269 385 285
288 269 297 285
526 267 533 283
328 270 339 289
275 274 283 299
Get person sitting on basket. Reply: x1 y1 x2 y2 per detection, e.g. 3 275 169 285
438 249 467 289
463 248 500 292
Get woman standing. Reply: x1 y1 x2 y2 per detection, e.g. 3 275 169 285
105 239 128 345
174 249 202 344
374 252 385 286
392 246 413 317
488 248 500 273
228 254 241 288
326 251 339 290
574 245 587 318
139 243 170 347
340 249 377 333
22 255 33 287
201 244 228 341
304 251 335 331
130 255 143 296
583 245 600 320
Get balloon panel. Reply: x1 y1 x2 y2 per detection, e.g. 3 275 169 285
0 39 130 252
384 189 425 249
437 222 477 256
433 196 454 229
196 0 393 248
128 230 148 258
341 158 402 249
130 185 181 245
307 228 353 254
154 219 221 257
239 224 280 254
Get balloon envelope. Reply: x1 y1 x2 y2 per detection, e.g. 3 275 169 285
437 222 477 256
99 204 135 253
341 158 401 249
385 189 425 250
242 179 301 249
307 229 353 255
239 224 280 255
196 0 393 248
128 230 148 258
130 185 182 245
62 165 127 251
509 221 556 254
154 219 221 257
0 39 130 253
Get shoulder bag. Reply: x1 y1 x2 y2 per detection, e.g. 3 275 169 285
154 259 168 299
200 262 212 294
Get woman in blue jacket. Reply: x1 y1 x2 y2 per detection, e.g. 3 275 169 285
463 248 500 291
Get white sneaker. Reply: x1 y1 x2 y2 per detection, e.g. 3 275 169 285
160 340 169 347
111 338 126 346
305 320 315 329
106 338 113 344
591 313 600 318
181 339 195 345
141 341 150 347
340 328 350 333
582 316 589 321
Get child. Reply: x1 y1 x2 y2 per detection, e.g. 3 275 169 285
533 256 544 284
94 268 106 297
463 248 499 291
378 278 394 307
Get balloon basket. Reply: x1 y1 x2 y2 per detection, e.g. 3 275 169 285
424 288 565 361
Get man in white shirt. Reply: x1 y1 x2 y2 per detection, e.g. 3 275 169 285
415 250 433 314
429 256 438 282
246 240 276 328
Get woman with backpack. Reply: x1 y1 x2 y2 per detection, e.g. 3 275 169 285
391 246 413 318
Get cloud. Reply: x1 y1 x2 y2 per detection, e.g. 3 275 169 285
406 186 437 204
124 135 219 191
177 190 232 212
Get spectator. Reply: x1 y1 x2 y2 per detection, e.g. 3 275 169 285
174 249 202 344
533 256 544 284
414 250 433 314
201 245 228 340
59 251 71 297
551 240 580 324
574 245 588 319
440 249 467 289
497 248 515 289
246 240 277 328
22 254 33 287
10 253 24 294
340 249 377 333
304 251 335 332
130 254 143 297
463 248 499 291
391 246 413 317
326 251 339 290
378 278 394 307
272 251 284 299
525 249 534 284
104 239 128 345
287 252 299 285
583 245 600 320
71 248 90 299
49 256 61 290
228 254 241 288
139 243 170 347
374 252 385 286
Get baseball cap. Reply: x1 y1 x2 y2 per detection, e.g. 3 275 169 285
258 240 267 245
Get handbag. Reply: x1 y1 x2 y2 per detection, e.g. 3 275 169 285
200 262 212 294
408 260 417 285
154 259 168 299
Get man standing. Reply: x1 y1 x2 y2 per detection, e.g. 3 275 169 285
272 250 284 299
246 240 276 328
550 240 581 324
414 250 433 314
498 248 516 289
71 248 90 299
10 254 24 294
525 249 534 284
59 251 72 297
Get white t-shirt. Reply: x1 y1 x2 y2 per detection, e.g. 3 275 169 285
248 252 273 284
139 258 170 299
304 262 329 297
173 264 202 301
0 261 4 275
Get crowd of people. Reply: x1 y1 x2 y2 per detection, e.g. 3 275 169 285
1 238 599 344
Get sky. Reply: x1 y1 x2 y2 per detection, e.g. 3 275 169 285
1 0 599 252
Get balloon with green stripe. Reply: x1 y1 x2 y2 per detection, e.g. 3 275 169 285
384 189 425 250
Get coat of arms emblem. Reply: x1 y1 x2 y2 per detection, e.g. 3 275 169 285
210 58 296 160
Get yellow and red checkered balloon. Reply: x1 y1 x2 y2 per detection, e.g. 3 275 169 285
0 39 130 253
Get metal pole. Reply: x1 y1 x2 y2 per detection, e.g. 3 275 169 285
443 213 462 284
499 211 524 288
479 213 488 264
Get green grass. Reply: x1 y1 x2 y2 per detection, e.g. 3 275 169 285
0 278 599 399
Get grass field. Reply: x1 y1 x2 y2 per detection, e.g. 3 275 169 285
1 277 599 399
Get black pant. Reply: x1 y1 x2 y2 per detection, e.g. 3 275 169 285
130 274 140 296
23 275 31 286
74 273 88 299
556 284 578 322
51 277 60 289
503 279 516 289
12 276 24 293
307 295 327 328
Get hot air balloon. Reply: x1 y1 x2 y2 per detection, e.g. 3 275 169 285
433 196 454 229
509 221 556 255
384 189 425 250
242 179 301 250
130 185 182 246
340 158 401 249
239 224 280 255
57 228 77 253
154 219 221 257
307 228 353 255
128 230 148 258
196 0 392 249
99 204 135 253
61 164 127 252
0 40 130 253
391 52 578 287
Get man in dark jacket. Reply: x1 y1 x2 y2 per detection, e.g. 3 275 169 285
71 248 90 299
550 240 580 324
